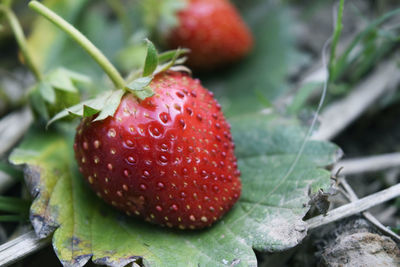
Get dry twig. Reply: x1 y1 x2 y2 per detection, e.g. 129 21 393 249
339 177 400 243
333 153 400 175
0 231 49 266
312 60 400 140
0 107 32 156
307 183 400 229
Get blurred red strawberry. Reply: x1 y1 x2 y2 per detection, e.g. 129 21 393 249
167 0 253 70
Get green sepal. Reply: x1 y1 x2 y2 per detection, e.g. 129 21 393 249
158 48 190 63
83 105 99 117
93 89 125 121
47 89 125 127
143 39 159 77
45 41 187 126
125 41 189 101
126 76 152 91
168 64 191 74
126 76 154 101
132 86 154 101
154 48 189 75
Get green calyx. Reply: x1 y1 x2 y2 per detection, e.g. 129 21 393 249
45 40 188 128
28 1 189 127
125 40 189 100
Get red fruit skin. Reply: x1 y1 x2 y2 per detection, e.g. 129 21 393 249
167 0 253 70
74 71 241 229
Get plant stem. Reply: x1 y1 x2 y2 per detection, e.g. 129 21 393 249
0 4 43 81
28 1 126 89
328 0 345 83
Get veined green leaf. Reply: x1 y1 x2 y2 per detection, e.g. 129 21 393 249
10 111 340 266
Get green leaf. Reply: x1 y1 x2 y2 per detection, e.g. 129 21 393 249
231 113 341 167
332 7 400 82
10 111 340 266
143 39 159 77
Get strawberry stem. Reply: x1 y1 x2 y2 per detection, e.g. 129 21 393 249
28 1 126 89
0 4 43 81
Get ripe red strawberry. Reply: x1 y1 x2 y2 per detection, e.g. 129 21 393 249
74 71 241 229
167 0 253 70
